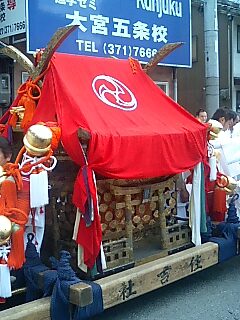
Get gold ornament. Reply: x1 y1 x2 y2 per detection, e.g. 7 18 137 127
11 223 20 233
23 124 52 156
0 216 12 245
10 106 25 120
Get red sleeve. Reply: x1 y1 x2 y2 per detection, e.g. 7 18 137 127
1 179 17 209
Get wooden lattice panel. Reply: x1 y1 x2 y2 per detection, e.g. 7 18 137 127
107 177 178 240
160 222 192 250
97 180 127 241
162 182 177 226
103 238 133 269
45 168 190 271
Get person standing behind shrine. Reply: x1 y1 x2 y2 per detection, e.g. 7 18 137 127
228 111 239 138
196 108 208 123
211 108 234 132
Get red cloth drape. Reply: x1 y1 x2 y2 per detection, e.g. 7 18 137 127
32 53 207 177
30 53 208 268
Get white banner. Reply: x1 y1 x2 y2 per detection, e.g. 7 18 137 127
0 0 25 38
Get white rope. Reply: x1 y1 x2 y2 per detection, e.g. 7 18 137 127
20 152 57 175
0 245 11 261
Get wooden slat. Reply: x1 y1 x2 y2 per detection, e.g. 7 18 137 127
96 242 218 309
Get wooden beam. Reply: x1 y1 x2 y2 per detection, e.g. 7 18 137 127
69 282 93 307
0 25 77 81
0 297 51 320
31 25 78 81
144 42 184 74
37 270 93 307
0 41 34 76
0 243 218 319
96 242 218 309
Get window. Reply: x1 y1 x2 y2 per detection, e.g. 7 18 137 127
155 81 169 96
238 25 240 53
1 75 9 90
21 72 29 84
236 91 240 112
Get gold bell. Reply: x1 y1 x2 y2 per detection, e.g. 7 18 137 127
23 124 52 156
0 215 12 245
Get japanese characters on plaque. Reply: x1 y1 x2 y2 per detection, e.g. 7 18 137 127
157 265 172 285
118 254 204 301
26 0 191 67
189 255 203 273
119 280 137 301
0 0 25 38
156 255 203 286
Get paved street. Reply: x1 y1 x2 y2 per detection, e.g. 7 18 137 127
94 255 240 320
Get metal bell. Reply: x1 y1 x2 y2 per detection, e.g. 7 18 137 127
23 124 53 156
0 215 12 245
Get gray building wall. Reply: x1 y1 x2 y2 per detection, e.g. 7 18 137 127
177 1 240 117
177 4 205 115
177 3 232 117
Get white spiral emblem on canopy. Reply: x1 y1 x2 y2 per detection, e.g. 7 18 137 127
92 75 137 111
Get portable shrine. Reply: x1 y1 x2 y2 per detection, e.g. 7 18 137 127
0 28 221 319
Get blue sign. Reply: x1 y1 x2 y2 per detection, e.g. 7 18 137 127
26 0 191 67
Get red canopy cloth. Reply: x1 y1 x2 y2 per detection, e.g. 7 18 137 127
32 53 207 177
31 53 208 268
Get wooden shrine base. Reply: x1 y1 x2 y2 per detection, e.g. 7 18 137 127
0 297 51 320
97 242 218 309
0 243 218 320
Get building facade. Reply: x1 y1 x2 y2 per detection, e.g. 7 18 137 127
178 0 240 117
0 0 240 118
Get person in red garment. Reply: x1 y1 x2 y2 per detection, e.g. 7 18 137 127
0 137 29 303
0 123 59 303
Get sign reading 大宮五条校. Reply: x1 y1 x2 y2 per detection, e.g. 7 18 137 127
26 0 191 67
0 0 25 38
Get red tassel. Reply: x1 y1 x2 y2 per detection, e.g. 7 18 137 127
7 227 25 269
38 122 61 151
21 97 36 129
129 57 138 74
211 187 227 222
9 113 18 127
7 190 30 269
